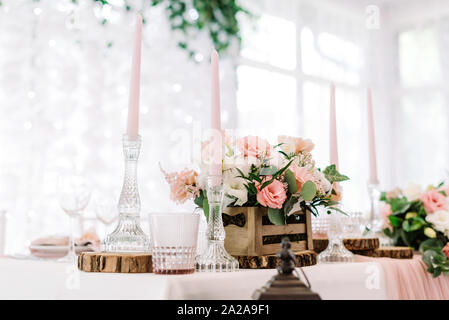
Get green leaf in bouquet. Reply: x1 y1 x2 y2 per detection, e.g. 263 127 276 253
301 180 316 201
273 158 295 179
202 197 210 222
390 197 410 214
267 208 286 226
388 215 402 227
419 238 444 253
260 178 274 190
260 166 278 176
380 192 387 202
383 228 393 238
194 192 204 208
323 165 350 184
283 196 300 216
402 219 424 232
284 169 297 194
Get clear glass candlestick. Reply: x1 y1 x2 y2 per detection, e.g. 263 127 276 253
196 176 239 272
367 181 383 234
318 211 354 264
103 135 150 252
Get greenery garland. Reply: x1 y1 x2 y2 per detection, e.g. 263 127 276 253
20 0 251 59
150 0 250 58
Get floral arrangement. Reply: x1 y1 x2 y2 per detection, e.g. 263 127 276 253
161 134 349 226
381 182 449 277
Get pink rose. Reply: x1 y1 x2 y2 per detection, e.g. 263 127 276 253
161 167 200 204
443 243 449 259
381 203 392 222
256 176 287 209
289 162 315 192
236 136 272 158
278 136 315 154
421 190 447 214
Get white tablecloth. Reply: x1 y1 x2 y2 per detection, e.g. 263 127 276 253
0 257 387 300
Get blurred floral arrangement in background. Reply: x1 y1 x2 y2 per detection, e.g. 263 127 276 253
162 134 349 226
381 182 449 277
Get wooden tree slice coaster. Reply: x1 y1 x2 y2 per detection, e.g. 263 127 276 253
78 252 153 273
313 238 380 254
234 250 317 269
358 246 414 259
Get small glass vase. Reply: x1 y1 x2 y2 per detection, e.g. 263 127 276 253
102 134 150 252
196 176 239 272
318 211 354 263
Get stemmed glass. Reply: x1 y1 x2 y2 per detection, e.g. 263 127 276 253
94 188 119 241
58 175 91 263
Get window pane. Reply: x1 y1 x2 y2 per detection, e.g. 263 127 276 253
399 28 442 87
301 27 362 86
395 93 447 185
240 14 296 70
237 66 297 140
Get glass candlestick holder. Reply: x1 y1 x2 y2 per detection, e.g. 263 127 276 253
102 134 150 252
196 176 239 272
318 209 354 264
367 181 383 234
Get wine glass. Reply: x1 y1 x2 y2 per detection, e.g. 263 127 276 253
58 175 91 263
94 188 119 238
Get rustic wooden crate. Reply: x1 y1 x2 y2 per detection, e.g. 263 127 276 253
223 206 313 256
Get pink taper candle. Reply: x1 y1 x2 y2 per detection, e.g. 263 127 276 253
126 14 142 141
210 48 222 177
329 83 339 169
367 88 379 184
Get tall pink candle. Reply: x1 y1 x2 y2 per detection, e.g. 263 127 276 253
126 14 142 141
329 83 339 169
210 48 222 177
367 88 379 184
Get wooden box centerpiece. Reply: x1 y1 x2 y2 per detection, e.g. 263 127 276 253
223 207 313 256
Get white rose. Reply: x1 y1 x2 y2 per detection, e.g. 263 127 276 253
223 171 248 206
267 152 290 169
227 154 259 177
426 210 449 235
403 183 423 202
313 170 331 195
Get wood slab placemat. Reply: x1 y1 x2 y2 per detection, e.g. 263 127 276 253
78 252 153 273
357 246 414 259
234 250 317 269
313 238 380 254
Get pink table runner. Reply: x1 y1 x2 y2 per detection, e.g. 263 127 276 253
356 254 449 300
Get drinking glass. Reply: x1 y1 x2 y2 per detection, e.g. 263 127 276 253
94 188 119 237
149 212 200 274
58 175 91 263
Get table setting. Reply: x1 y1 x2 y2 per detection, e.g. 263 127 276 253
2 0 449 304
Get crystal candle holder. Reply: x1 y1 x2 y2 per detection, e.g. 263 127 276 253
318 212 354 264
367 181 383 234
196 176 239 272
102 134 150 252
149 213 200 274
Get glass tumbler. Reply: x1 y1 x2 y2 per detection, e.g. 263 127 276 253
149 213 200 275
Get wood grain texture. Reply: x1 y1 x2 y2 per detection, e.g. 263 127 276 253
78 252 153 273
313 238 380 254
235 250 317 269
358 246 414 259
224 206 312 256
